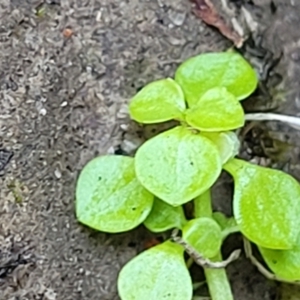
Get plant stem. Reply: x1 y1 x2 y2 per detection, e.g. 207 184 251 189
194 189 212 218
194 190 234 300
222 158 244 177
203 253 234 300
187 257 194 268
221 226 240 240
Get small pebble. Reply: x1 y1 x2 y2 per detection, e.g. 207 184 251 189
121 136 143 153
54 169 62 179
107 146 115 154
169 11 186 26
44 289 56 300
120 124 129 131
39 108 47 116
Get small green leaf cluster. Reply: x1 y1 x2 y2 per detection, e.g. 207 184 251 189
75 51 300 299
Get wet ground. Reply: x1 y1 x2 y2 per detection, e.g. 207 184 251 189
1 0 300 299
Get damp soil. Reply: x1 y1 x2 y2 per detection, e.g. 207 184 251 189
1 0 300 299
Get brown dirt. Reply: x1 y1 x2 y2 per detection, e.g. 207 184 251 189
1 0 300 299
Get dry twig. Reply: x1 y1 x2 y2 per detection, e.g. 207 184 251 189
243 238 300 285
171 229 241 269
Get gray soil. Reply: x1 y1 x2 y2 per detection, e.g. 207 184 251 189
1 0 300 299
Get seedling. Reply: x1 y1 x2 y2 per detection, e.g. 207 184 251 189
75 51 300 300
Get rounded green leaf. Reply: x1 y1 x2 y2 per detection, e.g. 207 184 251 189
185 87 245 131
76 155 154 233
129 78 186 124
175 51 258 107
224 159 300 249
182 217 222 258
118 241 193 300
144 197 187 232
135 126 222 206
201 131 240 164
259 242 300 281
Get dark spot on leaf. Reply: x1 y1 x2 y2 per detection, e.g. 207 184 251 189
132 207 136 211
98 176 102 181
272 260 277 264
190 161 194 166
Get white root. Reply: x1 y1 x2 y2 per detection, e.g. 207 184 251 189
245 113 300 130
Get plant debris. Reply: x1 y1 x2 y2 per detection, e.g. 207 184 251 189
0 149 13 172
191 0 244 48
171 229 241 269
63 28 73 38
0 241 36 280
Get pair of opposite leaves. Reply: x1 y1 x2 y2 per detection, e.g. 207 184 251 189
76 127 237 232
76 51 257 231
130 51 257 131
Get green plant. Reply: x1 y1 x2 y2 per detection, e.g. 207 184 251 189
75 51 300 300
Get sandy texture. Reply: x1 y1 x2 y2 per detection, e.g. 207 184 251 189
1 0 299 299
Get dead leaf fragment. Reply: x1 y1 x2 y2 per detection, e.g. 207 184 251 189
63 28 73 38
191 0 244 48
